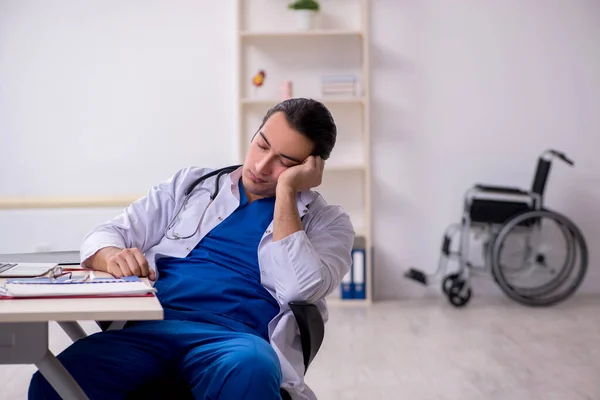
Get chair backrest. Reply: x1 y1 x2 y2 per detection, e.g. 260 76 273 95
531 157 552 198
288 301 325 372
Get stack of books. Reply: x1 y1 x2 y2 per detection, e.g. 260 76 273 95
0 275 156 299
320 74 358 97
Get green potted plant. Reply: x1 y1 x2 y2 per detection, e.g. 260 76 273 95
288 0 320 30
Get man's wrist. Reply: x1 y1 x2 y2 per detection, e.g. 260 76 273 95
90 246 121 271
273 181 302 241
276 181 297 197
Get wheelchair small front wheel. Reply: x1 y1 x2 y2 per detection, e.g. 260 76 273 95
446 279 471 307
490 209 588 307
442 273 460 295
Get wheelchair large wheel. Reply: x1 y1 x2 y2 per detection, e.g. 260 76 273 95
490 220 575 299
490 209 587 307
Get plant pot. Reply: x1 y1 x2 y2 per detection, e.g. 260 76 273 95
294 10 318 31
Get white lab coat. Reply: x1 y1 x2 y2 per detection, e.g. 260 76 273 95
80 166 355 400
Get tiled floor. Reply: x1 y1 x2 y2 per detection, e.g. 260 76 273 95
2 295 600 399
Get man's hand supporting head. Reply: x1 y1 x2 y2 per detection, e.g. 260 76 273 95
273 155 324 242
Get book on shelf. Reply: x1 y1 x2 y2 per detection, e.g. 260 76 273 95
321 74 359 97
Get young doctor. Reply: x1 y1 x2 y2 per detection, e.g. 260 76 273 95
29 98 355 400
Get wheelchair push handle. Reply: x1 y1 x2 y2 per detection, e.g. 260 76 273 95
548 149 574 166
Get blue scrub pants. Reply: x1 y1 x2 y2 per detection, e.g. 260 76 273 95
28 320 283 399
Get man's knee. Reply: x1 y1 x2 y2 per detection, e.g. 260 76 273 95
185 335 284 399
230 337 281 380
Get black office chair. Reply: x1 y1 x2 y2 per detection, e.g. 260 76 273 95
97 301 325 400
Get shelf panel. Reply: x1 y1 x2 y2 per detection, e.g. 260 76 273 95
241 97 365 105
240 30 363 38
325 164 366 172
326 297 371 306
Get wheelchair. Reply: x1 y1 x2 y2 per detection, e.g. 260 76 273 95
405 149 588 308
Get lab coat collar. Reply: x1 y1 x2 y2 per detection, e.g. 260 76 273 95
228 166 317 215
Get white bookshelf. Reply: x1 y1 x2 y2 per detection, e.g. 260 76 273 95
236 0 372 305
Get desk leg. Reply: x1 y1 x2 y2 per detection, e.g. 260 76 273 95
57 321 88 342
36 349 89 400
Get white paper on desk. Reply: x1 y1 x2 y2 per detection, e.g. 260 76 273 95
0 281 156 298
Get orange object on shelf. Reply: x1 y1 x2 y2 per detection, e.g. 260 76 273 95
252 70 266 87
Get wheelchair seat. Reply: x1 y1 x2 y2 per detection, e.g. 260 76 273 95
469 198 532 225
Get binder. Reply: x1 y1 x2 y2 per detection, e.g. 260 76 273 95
340 261 353 299
352 248 366 299
351 236 366 299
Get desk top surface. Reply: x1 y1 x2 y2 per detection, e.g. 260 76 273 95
0 291 163 323
0 255 164 323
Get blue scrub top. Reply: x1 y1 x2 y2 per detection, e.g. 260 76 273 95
154 180 280 340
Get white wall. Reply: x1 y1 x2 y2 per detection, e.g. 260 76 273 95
1 0 599 300
0 0 237 199
0 0 237 252
372 0 600 299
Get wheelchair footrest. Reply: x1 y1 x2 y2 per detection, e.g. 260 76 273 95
404 268 428 285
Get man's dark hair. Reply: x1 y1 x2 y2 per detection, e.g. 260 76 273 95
257 98 337 160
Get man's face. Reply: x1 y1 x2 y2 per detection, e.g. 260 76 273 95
242 111 314 199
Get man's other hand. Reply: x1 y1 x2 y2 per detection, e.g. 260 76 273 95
107 248 155 280
91 247 156 281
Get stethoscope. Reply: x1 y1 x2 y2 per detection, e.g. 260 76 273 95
164 165 242 240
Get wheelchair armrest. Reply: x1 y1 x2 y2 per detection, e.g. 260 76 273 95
288 301 325 373
474 184 529 195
